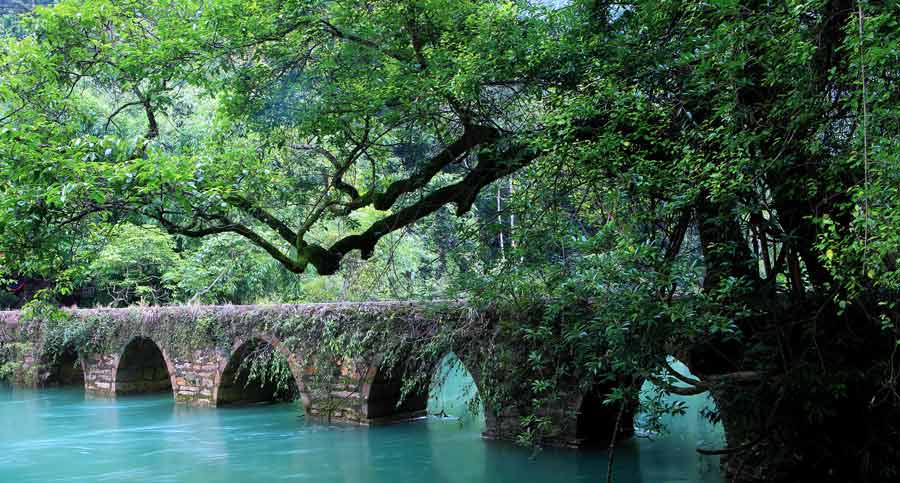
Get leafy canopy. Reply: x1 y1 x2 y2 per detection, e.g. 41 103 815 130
0 0 553 278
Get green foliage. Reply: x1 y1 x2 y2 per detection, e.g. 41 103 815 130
87 224 179 305
236 344 297 401
0 0 551 278
0 341 29 382
1 0 899 479
169 234 286 305
21 298 116 365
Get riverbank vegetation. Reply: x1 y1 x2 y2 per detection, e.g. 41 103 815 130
1 1 898 481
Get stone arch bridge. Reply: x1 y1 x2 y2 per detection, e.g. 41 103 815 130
0 302 632 448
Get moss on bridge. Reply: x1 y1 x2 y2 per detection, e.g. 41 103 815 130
0 300 630 449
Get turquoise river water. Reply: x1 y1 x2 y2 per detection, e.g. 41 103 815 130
0 359 724 482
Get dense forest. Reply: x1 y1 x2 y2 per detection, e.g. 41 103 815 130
1 1 898 482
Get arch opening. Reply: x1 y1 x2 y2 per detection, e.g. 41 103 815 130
576 386 636 446
217 339 298 406
41 346 84 387
634 357 724 440
115 337 172 396
427 353 484 425
633 356 726 477
366 361 429 423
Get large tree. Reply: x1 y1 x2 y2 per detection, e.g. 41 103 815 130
497 1 900 481
1 1 898 481
0 0 549 277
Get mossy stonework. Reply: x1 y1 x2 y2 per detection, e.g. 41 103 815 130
0 302 630 447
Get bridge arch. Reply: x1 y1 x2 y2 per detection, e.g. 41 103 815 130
362 351 487 425
428 352 485 421
215 334 306 407
635 357 725 443
114 336 175 396
39 345 85 388
575 382 637 446
361 357 428 423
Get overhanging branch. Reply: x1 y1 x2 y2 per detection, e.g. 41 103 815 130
154 211 307 273
225 195 298 246
650 362 764 397
151 130 531 277
341 124 499 213
303 140 538 275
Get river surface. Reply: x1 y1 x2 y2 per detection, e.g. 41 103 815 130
0 360 724 482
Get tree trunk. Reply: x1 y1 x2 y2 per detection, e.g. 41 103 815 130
694 301 900 483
